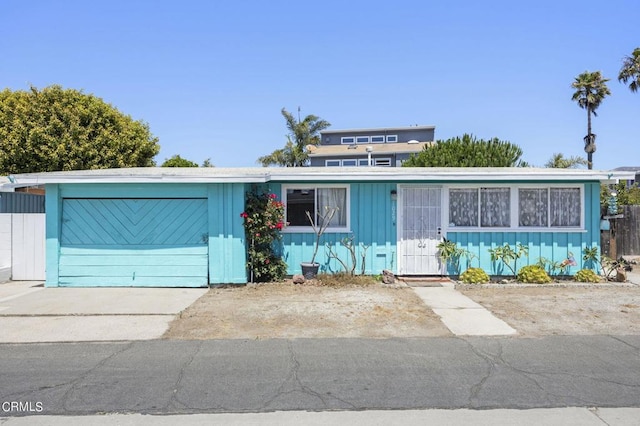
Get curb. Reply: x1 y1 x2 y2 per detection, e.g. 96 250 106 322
455 281 639 290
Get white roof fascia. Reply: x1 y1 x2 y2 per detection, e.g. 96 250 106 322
8 171 270 185
268 168 635 183
5 168 634 185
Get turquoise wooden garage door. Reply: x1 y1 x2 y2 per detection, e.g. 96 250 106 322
59 198 208 287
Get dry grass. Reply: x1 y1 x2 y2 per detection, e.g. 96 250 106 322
313 273 379 287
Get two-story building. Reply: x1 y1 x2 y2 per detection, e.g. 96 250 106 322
308 125 435 167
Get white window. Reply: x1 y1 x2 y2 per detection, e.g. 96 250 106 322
448 185 583 230
386 135 398 143
480 187 510 227
356 136 370 144
449 188 479 227
371 136 385 143
358 159 370 166
550 188 581 227
374 158 391 167
519 187 581 228
341 137 355 144
325 160 341 167
283 185 349 232
342 159 357 166
519 188 548 227
449 187 511 228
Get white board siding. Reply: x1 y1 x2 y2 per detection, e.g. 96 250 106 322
0 215 11 268
11 214 46 280
0 215 11 282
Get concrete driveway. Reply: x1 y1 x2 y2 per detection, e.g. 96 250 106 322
0 281 207 343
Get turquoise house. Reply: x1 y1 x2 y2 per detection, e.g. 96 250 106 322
5 167 632 287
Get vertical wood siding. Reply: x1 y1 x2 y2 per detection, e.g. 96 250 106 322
11 214 46 280
0 213 46 282
446 182 601 275
0 214 12 282
208 183 247 284
280 182 397 275
0 215 11 271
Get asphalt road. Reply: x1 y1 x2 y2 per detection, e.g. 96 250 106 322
1 336 639 416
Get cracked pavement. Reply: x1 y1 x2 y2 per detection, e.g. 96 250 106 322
0 336 639 416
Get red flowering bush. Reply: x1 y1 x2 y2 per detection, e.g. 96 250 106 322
241 190 287 282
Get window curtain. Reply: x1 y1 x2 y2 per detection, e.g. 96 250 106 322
449 189 478 226
519 188 548 227
481 188 510 227
318 188 347 227
550 188 580 227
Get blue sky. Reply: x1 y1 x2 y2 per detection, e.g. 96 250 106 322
2 0 638 169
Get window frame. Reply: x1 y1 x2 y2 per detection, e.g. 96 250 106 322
373 158 392 167
325 160 341 167
386 135 398 143
341 137 355 145
282 184 351 233
370 135 385 143
355 136 370 144
443 184 585 232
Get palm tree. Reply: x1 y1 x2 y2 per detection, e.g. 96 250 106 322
618 47 640 93
258 108 330 167
571 71 611 170
544 153 587 168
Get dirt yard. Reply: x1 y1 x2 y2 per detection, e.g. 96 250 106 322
164 281 451 339
461 285 640 336
164 281 640 339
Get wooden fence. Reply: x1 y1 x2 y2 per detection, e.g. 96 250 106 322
601 205 640 257
0 214 46 282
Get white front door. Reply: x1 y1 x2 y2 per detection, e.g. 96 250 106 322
398 186 443 275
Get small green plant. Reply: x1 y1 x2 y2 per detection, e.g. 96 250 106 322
536 257 569 276
489 243 529 277
574 268 601 283
460 267 489 284
582 246 599 270
517 265 552 283
437 239 473 275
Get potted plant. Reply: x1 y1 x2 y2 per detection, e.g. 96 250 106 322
301 207 338 279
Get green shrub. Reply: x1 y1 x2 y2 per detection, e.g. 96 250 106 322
517 265 552 284
574 268 601 283
460 267 489 284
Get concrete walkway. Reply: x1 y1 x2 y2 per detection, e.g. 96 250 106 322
0 281 207 343
411 282 517 336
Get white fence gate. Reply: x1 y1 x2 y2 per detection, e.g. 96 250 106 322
0 214 46 282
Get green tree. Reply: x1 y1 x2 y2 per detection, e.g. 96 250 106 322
571 71 611 170
161 154 199 167
403 134 526 167
544 153 587 168
201 158 214 167
0 85 159 174
601 182 640 210
618 47 640 93
258 107 330 167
